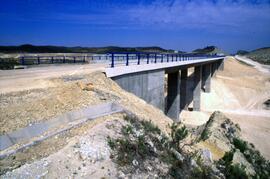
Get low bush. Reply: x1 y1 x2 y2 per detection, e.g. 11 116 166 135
233 138 248 153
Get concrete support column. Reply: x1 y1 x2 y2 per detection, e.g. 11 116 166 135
193 66 202 111
211 62 217 77
202 64 211 93
180 69 188 110
167 71 180 121
218 59 224 71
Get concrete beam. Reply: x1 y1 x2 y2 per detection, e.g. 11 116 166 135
202 64 211 93
193 66 202 111
180 69 188 110
167 71 180 121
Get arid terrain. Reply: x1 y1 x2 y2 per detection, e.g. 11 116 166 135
0 56 269 178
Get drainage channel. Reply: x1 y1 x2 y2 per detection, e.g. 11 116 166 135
0 102 124 159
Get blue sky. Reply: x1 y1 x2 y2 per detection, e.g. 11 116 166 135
0 0 270 53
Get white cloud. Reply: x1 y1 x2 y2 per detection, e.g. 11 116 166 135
126 0 270 33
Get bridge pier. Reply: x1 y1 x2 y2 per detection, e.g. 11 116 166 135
193 66 202 111
202 64 212 93
211 62 217 77
180 69 188 110
166 71 180 121
218 59 224 71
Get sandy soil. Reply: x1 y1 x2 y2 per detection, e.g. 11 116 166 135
181 56 270 159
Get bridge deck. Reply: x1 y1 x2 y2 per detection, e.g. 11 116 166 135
106 57 224 77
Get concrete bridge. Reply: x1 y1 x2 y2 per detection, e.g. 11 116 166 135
106 52 225 121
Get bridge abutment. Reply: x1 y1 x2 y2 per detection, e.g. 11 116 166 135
112 70 165 111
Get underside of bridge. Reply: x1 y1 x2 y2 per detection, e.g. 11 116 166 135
111 59 224 121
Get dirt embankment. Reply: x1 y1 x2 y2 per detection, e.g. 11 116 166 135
0 71 173 135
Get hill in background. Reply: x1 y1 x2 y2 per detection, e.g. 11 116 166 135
243 47 270 65
0 44 176 54
192 46 227 55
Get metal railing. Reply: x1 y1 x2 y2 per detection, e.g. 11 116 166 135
109 52 225 68
18 55 109 65
17 53 225 67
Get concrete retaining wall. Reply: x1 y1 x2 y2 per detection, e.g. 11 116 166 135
113 70 165 111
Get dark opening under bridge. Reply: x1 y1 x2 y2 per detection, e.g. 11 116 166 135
105 52 225 121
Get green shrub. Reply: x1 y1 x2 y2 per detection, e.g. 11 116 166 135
222 150 235 166
225 164 248 179
121 124 133 135
233 138 248 153
218 150 248 179
170 123 188 149
200 129 210 141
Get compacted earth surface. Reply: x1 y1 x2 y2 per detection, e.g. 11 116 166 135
0 57 269 178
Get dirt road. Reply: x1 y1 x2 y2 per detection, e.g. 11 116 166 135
0 64 106 93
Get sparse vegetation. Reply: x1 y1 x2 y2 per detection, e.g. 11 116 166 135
217 150 248 179
241 143 270 178
0 58 20 70
246 47 270 65
170 123 188 150
233 138 248 153
107 115 205 178
236 50 249 55
107 113 270 178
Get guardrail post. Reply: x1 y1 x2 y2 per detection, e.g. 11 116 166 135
83 56 86 63
137 53 140 65
167 54 169 62
126 53 129 66
154 53 157 63
63 56 66 63
37 56 40 64
172 54 174 62
111 53 114 68
73 57 76 63
20 57 25 65
147 54 149 64
161 54 163 63
51 57 54 64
